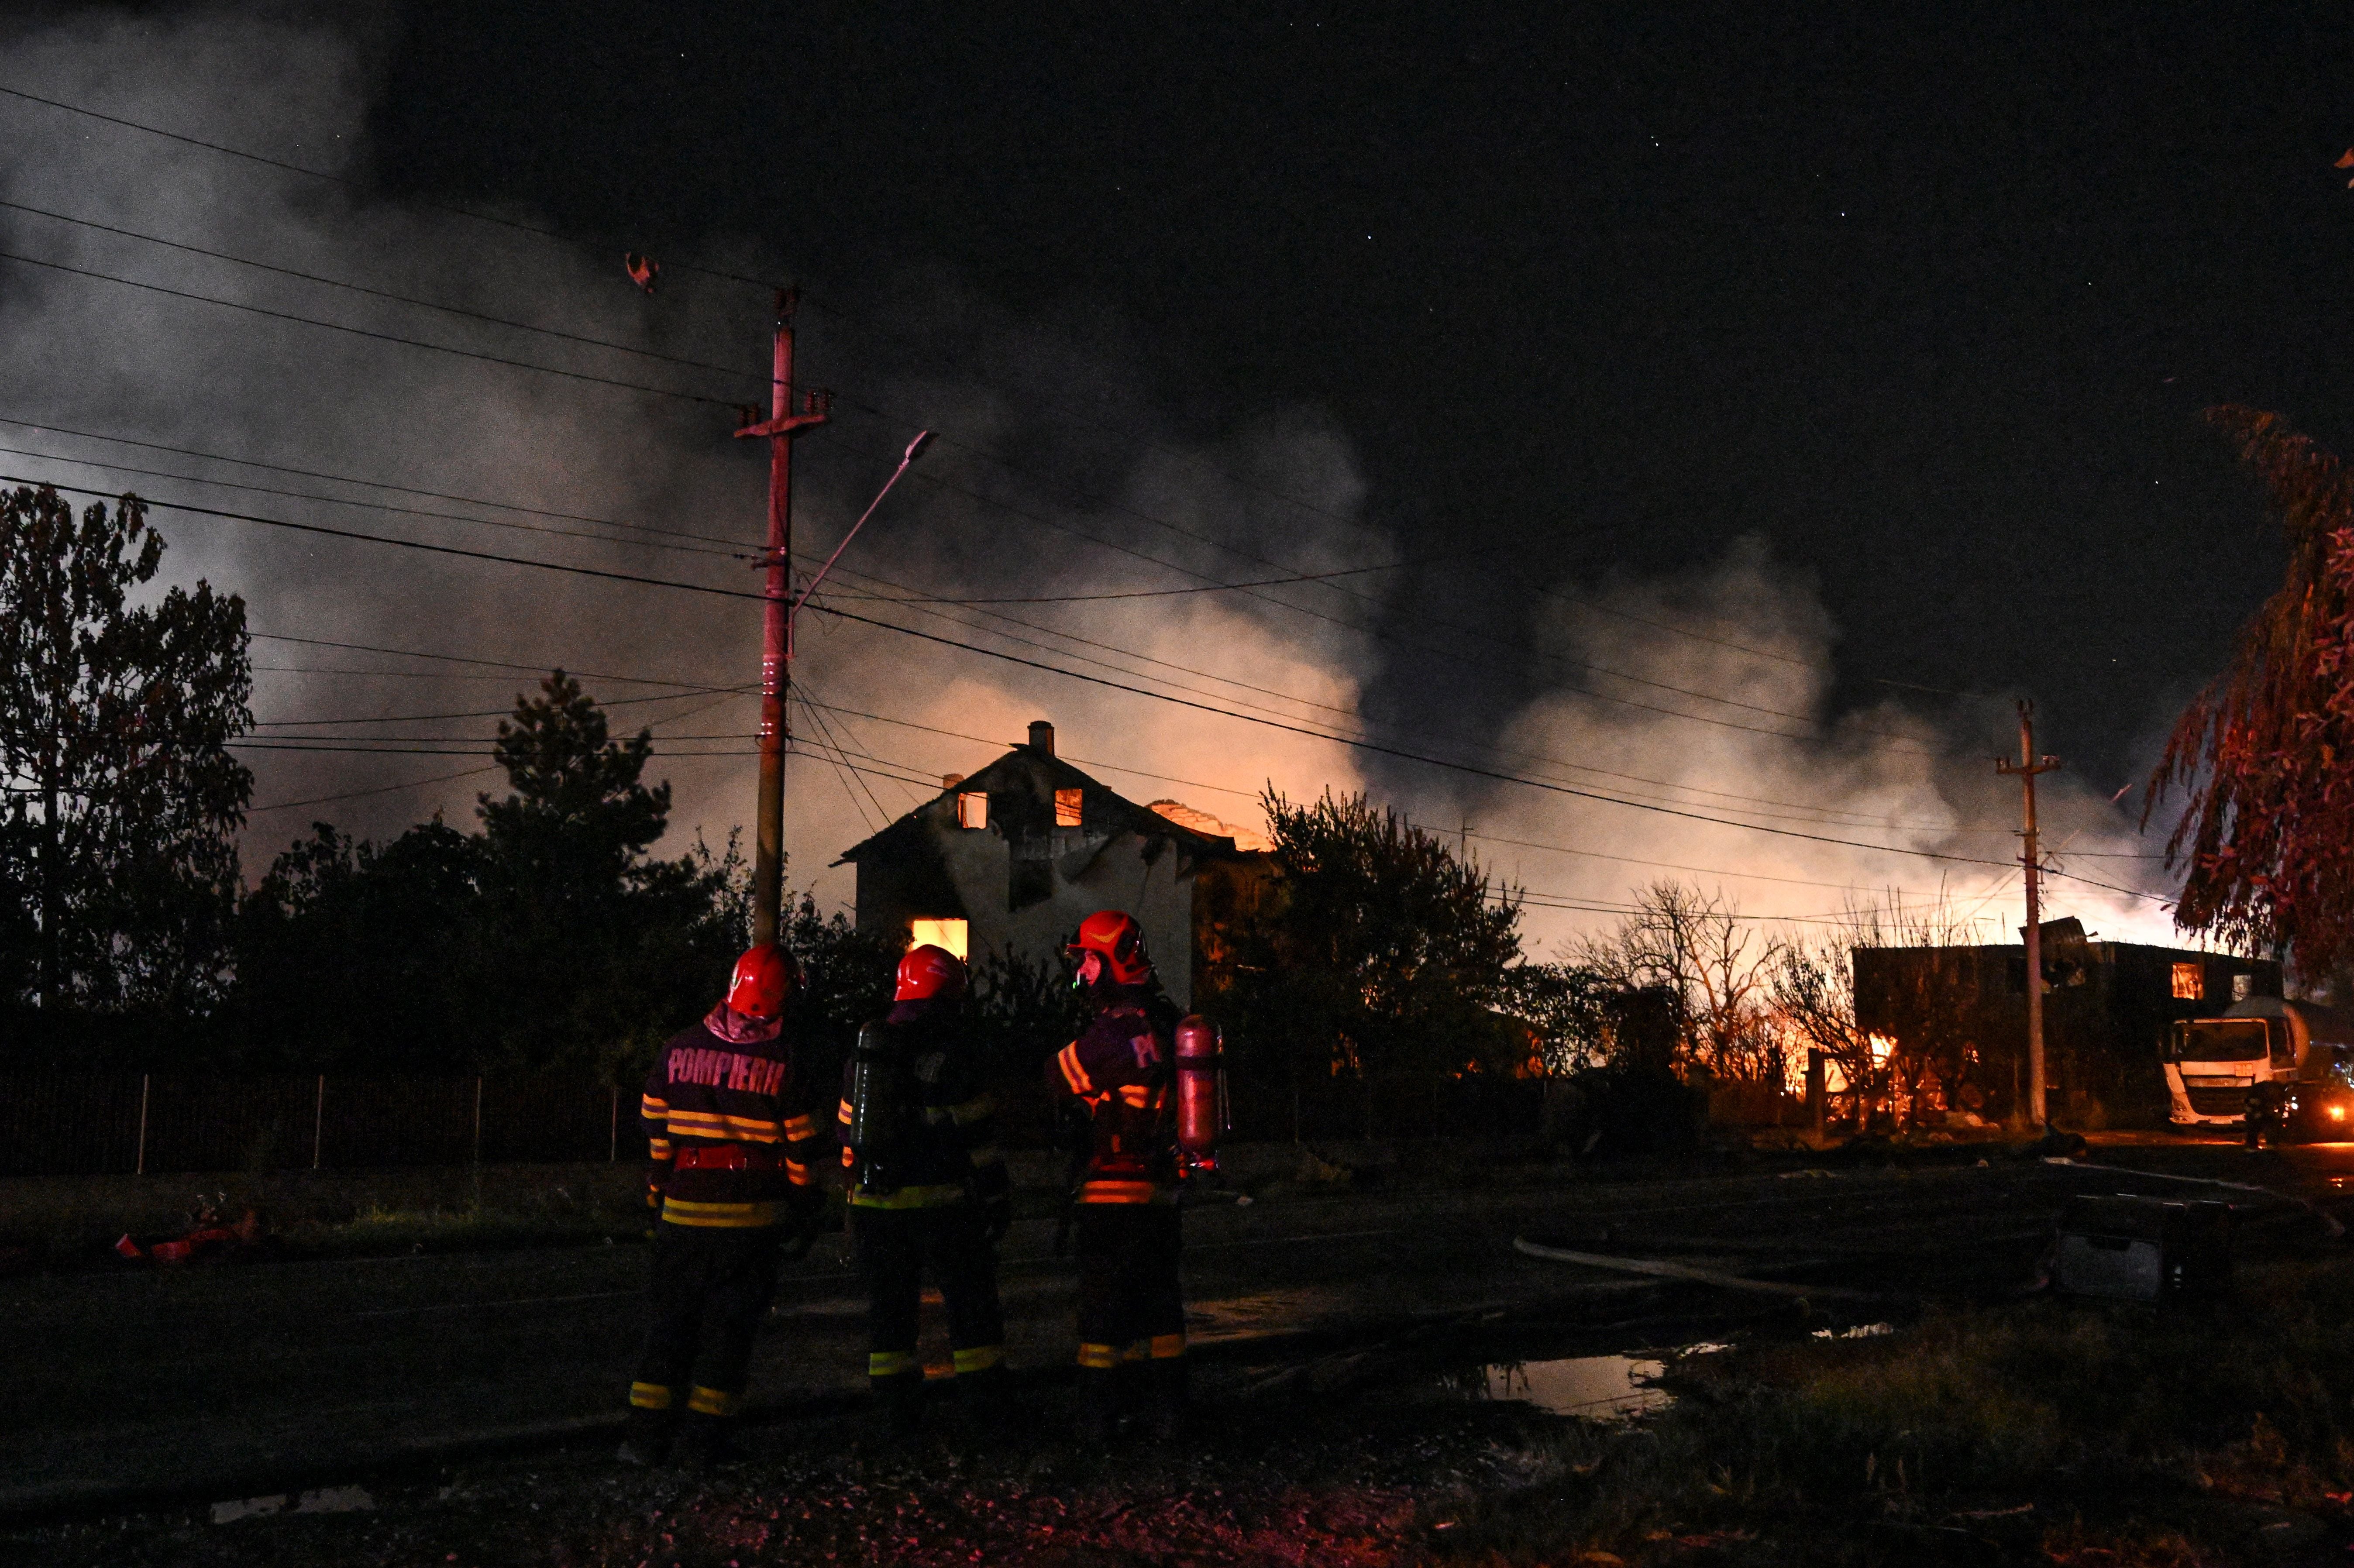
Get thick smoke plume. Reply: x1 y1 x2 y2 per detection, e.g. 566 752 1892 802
0 5 2179 952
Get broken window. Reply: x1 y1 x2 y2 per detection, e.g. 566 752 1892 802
910 918 968 959
957 791 988 830
1055 787 1083 828
2171 962 2203 1001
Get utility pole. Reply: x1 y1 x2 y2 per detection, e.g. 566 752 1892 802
733 288 829 947
1996 700 2060 1128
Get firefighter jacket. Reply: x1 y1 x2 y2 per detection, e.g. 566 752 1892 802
640 1006 823 1230
1053 983 1177 1205
837 997 1010 1214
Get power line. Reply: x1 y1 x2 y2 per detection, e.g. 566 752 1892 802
0 196 763 385
0 413 746 551
809 556 1992 836
805 424 1942 753
0 76 2005 704
0 81 785 292
0 419 1527 609
0 440 747 560
5 432 1965 826
251 632 741 691
799 298 1903 685
0 249 741 408
246 763 502 816
0 225 1939 750
14 473 2162 897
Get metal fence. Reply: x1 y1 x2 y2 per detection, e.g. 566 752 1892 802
0 1074 646 1177
0 1067 1554 1178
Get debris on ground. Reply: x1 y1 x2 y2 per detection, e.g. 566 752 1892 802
115 1192 268 1265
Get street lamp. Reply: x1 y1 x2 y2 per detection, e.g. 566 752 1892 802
751 426 933 946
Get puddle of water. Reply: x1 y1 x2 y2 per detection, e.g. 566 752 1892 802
1478 1355 1672 1421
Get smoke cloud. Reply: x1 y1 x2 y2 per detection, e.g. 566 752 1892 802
0 4 2181 953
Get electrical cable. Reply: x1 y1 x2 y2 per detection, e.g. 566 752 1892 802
0 80 787 292
0 196 764 384
0 412 747 550
0 249 742 408
0 78 2007 701
4 440 1973 826
807 419 1944 750
246 763 503 816
10 471 2165 898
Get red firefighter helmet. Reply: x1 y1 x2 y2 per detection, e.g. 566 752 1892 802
1066 909 1153 986
725 944 799 1019
895 943 966 1002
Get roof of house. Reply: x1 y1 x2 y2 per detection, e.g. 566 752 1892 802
834 740 1267 865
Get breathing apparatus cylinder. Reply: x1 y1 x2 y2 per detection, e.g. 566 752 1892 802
845 1020 902 1190
1174 1015 1225 1158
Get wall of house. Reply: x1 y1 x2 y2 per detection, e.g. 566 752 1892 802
849 808 1203 1009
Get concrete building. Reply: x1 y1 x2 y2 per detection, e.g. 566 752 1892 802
1852 918 2280 1126
834 721 1270 1010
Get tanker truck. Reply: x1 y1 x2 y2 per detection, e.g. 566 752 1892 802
2164 995 2354 1132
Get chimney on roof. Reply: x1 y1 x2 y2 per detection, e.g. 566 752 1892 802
942 773 964 791
1028 720 1056 757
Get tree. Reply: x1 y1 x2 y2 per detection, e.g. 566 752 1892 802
465 671 740 1075
1573 880 1783 1082
0 485 251 1028
1770 895 1990 1127
232 819 481 1070
2145 407 2354 980
1497 961 1619 1076
234 672 745 1077
1228 788 1525 1085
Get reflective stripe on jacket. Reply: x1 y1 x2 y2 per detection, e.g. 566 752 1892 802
641 1011 822 1229
1053 988 1176 1205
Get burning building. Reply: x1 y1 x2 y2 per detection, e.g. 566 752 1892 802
1851 918 2280 1127
835 721 1271 1009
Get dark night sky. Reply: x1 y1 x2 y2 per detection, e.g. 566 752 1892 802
359 3 2354 792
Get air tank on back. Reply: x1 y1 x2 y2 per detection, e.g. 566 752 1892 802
1174 1014 1225 1162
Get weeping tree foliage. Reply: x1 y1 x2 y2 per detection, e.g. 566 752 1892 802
2147 407 2354 979
0 485 252 1022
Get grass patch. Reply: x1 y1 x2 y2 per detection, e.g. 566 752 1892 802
0 1162 652 1264
1428 1256 2354 1564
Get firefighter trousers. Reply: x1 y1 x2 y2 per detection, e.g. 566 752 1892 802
852 1202 1006 1398
628 1221 783 1427
1073 1203 1185 1400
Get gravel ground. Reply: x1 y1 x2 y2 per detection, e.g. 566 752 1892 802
3 1365 1558 1568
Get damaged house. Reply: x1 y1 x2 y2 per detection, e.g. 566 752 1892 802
1852 918 2279 1126
835 721 1270 1010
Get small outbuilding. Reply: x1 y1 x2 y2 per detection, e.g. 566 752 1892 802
833 721 1270 1010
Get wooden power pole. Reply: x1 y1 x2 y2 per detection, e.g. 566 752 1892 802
1996 700 2060 1128
733 289 829 947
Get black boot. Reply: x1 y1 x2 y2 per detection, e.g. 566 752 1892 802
674 1412 746 1469
872 1372 926 1440
1074 1368 1122 1444
954 1364 1019 1435
1138 1358 1189 1443
615 1403 676 1467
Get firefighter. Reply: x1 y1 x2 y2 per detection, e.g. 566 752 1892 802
619 943 825 1468
2246 1077 2285 1151
1051 909 1187 1442
839 943 1013 1436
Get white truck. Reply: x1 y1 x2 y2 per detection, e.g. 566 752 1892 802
2164 996 2354 1129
